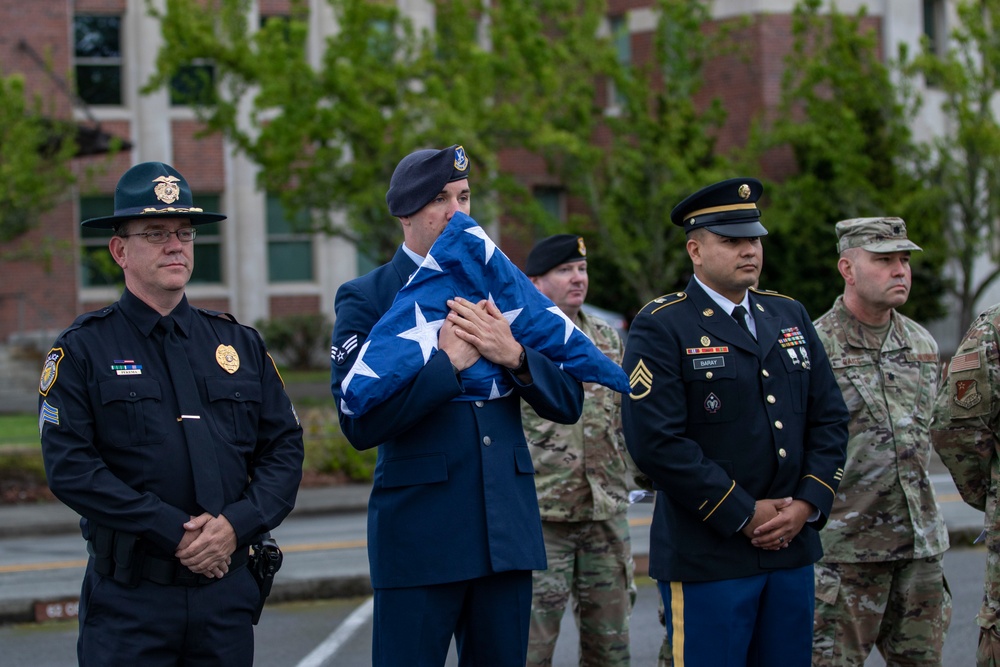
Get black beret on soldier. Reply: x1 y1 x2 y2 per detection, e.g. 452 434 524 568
386 145 471 217
525 234 587 277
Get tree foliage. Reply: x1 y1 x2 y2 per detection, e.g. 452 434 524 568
751 0 945 322
0 74 77 244
907 0 1000 337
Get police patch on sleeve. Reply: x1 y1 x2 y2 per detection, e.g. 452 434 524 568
39 348 64 397
331 334 359 366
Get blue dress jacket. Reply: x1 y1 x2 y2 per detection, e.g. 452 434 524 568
622 278 849 582
330 248 583 589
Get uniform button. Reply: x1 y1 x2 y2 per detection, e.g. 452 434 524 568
767 395 776 404
774 420 783 429
235 392 241 398
762 369 770 378
779 448 787 458
129 391 136 397
705 371 713 379
483 436 492 446
475 401 485 408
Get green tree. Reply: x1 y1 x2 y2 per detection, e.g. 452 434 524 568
908 0 1000 338
750 0 945 321
0 74 77 245
146 0 612 263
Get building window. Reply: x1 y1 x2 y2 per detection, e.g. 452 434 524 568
74 15 122 106
533 186 565 224
267 195 314 282
170 63 216 107
79 195 224 287
609 15 631 109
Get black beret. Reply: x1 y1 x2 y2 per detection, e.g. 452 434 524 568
81 161 227 229
526 234 587 276
386 145 471 217
670 177 768 238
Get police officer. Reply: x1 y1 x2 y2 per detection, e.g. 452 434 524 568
931 303 1000 666
521 234 635 667
620 178 849 667
812 218 951 666
38 162 304 666
329 145 583 667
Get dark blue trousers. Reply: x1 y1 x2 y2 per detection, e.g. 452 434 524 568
658 564 814 667
77 560 259 666
373 570 533 667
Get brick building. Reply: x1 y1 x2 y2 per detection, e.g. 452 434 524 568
0 0 950 353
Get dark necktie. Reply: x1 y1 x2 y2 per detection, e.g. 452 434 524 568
731 305 756 342
158 316 224 515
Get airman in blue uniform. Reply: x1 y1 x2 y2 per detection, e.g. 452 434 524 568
621 178 849 667
329 145 583 667
39 162 304 666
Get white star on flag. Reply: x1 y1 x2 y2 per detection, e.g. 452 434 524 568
339 211 630 418
397 303 445 363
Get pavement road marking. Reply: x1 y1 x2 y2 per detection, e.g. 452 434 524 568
295 596 374 667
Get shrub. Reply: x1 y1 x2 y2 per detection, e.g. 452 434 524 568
255 314 332 371
298 406 377 482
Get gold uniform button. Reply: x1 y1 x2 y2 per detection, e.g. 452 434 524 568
762 369 770 378
774 420 784 430
706 371 713 379
779 448 787 458
767 395 776 404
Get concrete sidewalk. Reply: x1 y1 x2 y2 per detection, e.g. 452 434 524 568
0 475 987 625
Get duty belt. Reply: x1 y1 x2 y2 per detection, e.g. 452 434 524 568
139 548 250 587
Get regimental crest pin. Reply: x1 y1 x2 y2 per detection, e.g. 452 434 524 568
216 345 240 374
955 379 982 409
700 336 711 346
704 392 721 413
454 146 469 172
152 175 181 204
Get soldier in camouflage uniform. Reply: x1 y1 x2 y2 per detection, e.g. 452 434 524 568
521 234 635 667
812 217 951 666
932 301 1000 666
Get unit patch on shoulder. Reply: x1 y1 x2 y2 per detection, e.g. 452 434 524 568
629 359 653 399
954 379 983 409
39 348 65 397
331 334 359 366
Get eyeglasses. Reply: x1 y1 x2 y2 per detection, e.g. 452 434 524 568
121 228 197 244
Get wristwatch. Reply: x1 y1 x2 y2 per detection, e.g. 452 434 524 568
508 348 527 375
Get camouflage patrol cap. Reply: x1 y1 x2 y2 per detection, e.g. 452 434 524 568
836 217 922 253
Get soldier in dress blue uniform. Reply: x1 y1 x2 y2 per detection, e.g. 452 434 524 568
620 178 849 667
329 145 583 667
38 162 304 666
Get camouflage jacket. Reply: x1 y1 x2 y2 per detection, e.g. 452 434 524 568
521 310 631 522
814 296 948 562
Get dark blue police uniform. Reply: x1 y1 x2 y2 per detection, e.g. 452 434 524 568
40 289 304 665
330 247 583 666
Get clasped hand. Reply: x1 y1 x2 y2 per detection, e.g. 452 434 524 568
175 512 238 578
440 297 522 371
741 498 814 551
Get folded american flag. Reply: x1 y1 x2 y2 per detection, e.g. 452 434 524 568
340 212 630 417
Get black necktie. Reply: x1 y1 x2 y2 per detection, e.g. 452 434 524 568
731 305 756 342
158 316 224 515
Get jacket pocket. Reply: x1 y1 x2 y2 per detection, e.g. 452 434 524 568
98 378 164 447
382 453 449 488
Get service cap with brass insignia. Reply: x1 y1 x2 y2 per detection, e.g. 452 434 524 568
216 345 240 374
670 177 767 238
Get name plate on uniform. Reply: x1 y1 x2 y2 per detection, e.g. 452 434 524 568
692 356 725 370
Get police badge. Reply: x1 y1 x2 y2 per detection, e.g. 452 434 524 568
39 348 65 397
216 345 240 374
153 175 181 204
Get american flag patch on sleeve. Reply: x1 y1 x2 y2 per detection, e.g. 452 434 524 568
950 351 981 373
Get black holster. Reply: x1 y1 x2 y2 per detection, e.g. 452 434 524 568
249 533 282 625
88 524 145 588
